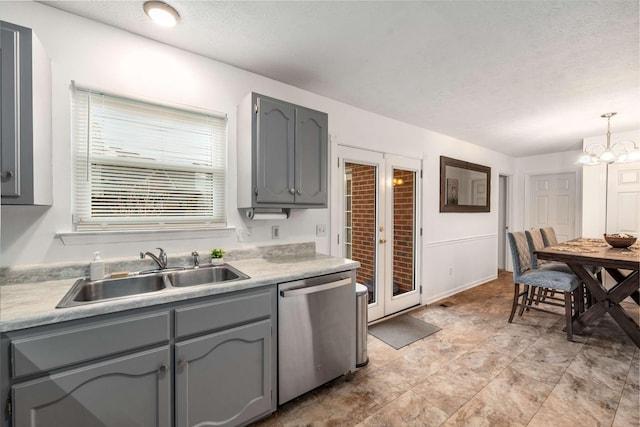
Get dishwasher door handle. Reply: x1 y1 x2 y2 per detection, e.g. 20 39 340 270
280 278 352 298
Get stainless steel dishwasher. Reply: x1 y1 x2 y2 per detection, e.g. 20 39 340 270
278 270 356 405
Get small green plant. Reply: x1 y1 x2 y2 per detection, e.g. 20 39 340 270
210 248 225 259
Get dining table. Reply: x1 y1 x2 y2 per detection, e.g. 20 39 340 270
535 238 640 347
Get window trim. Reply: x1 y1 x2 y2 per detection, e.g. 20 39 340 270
56 227 236 246
71 82 228 231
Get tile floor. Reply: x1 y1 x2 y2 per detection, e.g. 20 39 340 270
253 270 639 426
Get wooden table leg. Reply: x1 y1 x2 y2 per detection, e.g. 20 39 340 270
608 268 640 305
607 303 640 347
569 266 639 346
632 291 640 305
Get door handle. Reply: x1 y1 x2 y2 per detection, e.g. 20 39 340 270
280 278 352 298
379 238 387 243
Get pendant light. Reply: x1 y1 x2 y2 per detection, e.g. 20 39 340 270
578 113 640 165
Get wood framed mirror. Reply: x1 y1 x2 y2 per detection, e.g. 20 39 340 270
440 156 491 213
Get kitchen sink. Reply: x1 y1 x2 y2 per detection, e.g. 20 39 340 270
57 274 168 308
167 264 249 287
56 265 249 308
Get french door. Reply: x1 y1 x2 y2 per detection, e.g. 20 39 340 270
337 146 421 321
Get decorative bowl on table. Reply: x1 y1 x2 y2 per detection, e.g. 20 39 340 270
603 233 637 248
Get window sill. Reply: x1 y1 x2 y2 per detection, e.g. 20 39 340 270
56 227 235 246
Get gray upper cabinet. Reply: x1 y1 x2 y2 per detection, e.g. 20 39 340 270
0 21 52 205
295 106 328 205
238 92 328 209
256 97 296 204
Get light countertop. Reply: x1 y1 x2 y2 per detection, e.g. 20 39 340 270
0 254 359 333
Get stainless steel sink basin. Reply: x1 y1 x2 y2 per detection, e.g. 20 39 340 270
56 264 250 308
57 274 168 308
167 264 249 287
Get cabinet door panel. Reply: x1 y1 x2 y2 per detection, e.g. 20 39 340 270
295 107 328 205
12 347 171 427
256 97 295 203
175 320 272 427
0 22 22 197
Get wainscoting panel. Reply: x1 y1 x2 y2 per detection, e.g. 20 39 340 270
422 234 498 304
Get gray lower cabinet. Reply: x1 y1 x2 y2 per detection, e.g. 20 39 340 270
2 286 277 427
175 320 272 427
12 347 171 427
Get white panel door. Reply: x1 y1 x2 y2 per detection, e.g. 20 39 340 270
529 173 576 242
607 162 640 236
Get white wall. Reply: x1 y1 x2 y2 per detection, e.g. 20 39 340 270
581 129 640 237
0 2 519 304
421 136 513 302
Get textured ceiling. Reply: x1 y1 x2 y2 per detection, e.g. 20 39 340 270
40 0 639 157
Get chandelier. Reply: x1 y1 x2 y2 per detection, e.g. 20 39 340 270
577 112 640 165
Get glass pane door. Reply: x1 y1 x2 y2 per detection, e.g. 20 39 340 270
384 155 421 314
345 162 379 305
337 147 421 321
392 167 417 297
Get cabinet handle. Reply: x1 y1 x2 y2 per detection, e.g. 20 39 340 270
289 188 295 195
296 189 302 195
178 360 187 369
2 170 14 180
158 364 167 373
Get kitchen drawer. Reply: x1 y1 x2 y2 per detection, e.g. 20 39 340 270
11 311 170 378
174 287 274 338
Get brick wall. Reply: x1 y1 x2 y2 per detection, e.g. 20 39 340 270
392 169 415 294
347 163 376 300
347 164 416 301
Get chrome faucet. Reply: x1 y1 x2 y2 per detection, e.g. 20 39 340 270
140 248 168 269
191 251 200 268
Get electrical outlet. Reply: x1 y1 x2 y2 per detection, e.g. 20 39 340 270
237 227 252 242
316 224 327 237
272 225 280 239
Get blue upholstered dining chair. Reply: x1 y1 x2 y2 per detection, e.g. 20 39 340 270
540 226 558 246
507 231 583 340
525 228 575 306
526 229 574 273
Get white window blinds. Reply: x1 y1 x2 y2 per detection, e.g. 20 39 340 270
73 86 227 231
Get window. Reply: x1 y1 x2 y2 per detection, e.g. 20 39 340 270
72 85 227 231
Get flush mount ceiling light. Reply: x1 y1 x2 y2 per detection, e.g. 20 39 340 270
578 112 640 165
143 1 180 27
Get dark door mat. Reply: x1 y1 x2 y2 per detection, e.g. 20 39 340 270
368 315 441 349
